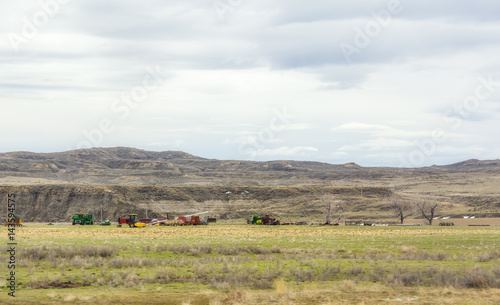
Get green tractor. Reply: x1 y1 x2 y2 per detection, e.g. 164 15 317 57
72 213 94 225
247 215 262 225
246 214 280 225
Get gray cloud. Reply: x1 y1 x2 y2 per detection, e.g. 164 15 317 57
1 0 500 166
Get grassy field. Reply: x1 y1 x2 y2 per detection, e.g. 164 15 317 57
1 223 499 304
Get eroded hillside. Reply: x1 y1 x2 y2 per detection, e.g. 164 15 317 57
1 147 499 222
0 185 391 222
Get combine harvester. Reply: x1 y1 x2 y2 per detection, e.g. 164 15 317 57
72 213 94 225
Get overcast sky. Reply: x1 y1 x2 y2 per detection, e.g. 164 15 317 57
1 0 499 167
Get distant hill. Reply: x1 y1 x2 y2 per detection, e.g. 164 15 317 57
0 147 499 185
0 147 388 185
441 159 500 168
3 147 203 162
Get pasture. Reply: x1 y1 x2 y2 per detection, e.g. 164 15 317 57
1 223 499 304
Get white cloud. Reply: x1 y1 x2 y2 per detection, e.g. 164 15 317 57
252 146 319 157
1 1 500 166
147 140 184 148
338 138 414 152
330 151 348 158
281 123 316 131
332 122 431 138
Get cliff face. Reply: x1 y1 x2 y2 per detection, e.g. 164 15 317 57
0 185 156 222
0 185 390 222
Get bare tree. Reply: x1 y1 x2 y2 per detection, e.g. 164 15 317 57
414 196 440 225
320 194 341 225
387 193 413 224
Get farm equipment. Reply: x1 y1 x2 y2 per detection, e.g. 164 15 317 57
184 212 208 225
248 215 262 225
176 215 202 225
100 220 111 226
7 215 22 226
72 213 94 225
153 212 211 226
181 216 200 225
175 212 209 225
247 214 280 225
118 214 147 227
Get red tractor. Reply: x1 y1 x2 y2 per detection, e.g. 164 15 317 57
118 214 146 227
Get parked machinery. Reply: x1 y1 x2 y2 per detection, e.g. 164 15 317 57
248 214 280 225
7 215 22 227
248 215 262 225
176 212 208 225
183 212 208 225
118 214 147 227
72 213 94 225
152 212 212 226
99 220 111 226
176 215 201 225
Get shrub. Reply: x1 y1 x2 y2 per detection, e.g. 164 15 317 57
475 251 500 262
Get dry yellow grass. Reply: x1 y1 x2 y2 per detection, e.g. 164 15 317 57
19 225 499 239
2 284 499 305
433 217 500 226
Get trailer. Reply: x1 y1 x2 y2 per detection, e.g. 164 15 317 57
153 212 211 226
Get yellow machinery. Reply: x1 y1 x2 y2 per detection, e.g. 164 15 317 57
118 214 147 227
